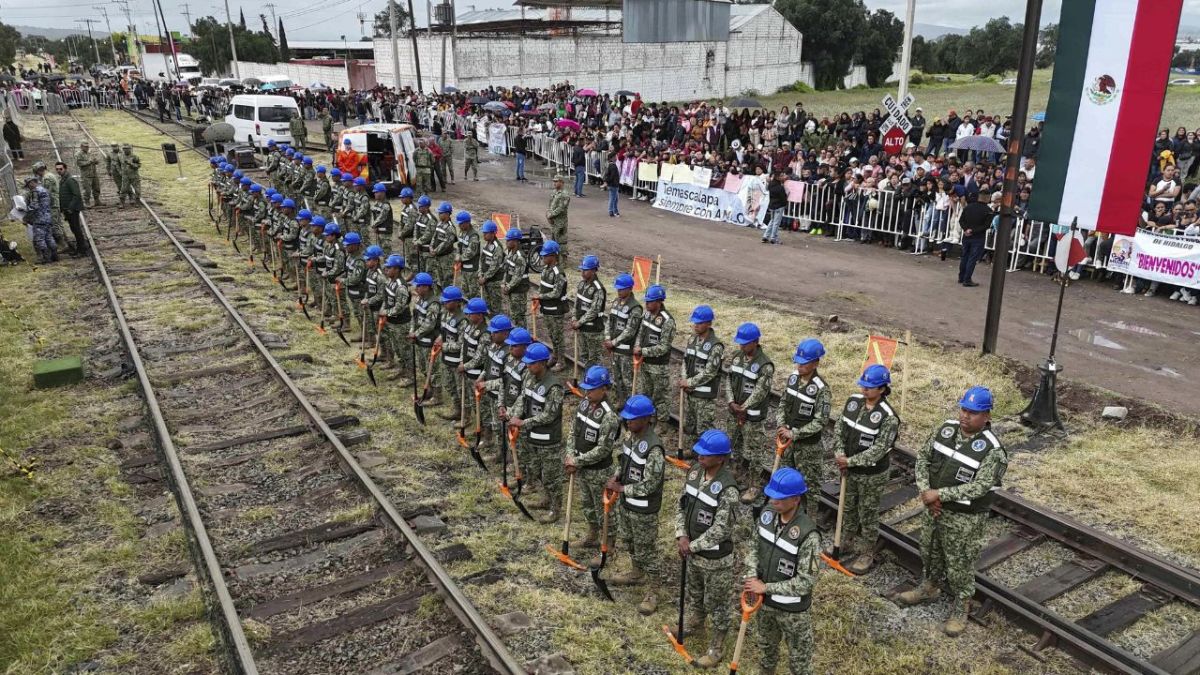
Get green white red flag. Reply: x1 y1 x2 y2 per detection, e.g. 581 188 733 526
1027 0 1184 236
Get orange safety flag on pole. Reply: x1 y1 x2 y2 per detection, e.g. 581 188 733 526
491 212 512 239
632 256 654 292
861 335 899 372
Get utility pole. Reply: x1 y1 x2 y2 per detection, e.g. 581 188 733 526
341 34 351 89
406 0 423 92
149 0 172 80
94 6 119 65
114 0 143 77
154 0 182 80
265 3 278 41
77 18 102 66
896 0 915 101
181 3 193 33
388 0 402 88
224 0 241 79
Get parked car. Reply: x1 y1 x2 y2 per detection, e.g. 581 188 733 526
225 94 300 150
1170 78 1198 86
1000 78 1018 85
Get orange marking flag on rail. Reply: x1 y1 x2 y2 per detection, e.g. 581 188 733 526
632 256 654 292
491 213 512 239
861 335 899 371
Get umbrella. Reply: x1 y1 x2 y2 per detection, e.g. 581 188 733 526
67 74 87 81
1032 111 1046 122
556 118 581 131
503 100 516 109
576 87 597 97
442 85 458 93
0 74 15 83
482 100 507 111
243 77 263 87
309 82 331 91
728 97 762 108
615 89 635 96
202 121 236 143
469 95 489 104
45 74 66 81
537 102 556 111
260 82 278 90
949 135 1007 153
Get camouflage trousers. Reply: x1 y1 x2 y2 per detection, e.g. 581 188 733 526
441 360 463 415
575 466 610 530
506 290 527 329
541 313 566 361
81 171 100 205
636 362 672 426
375 230 393 256
755 605 814 675
687 556 735 632
322 277 348 321
551 224 568 260
728 419 770 477
524 440 563 509
842 470 889 554
617 507 661 579
380 322 414 372
682 395 717 447
577 330 604 371
464 157 478 179
416 169 432 195
920 509 988 600
415 344 439 394
790 438 824 520
480 393 503 456
50 211 66 250
481 283 503 323
458 270 479 300
119 173 141 203
434 254 455 290
611 353 634 407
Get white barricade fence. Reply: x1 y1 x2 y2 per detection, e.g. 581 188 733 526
585 150 604 181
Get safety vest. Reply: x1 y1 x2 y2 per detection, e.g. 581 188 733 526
608 296 641 355
782 373 827 436
345 258 367 299
636 309 672 365
372 201 393 234
539 266 568 315
572 399 616 470
755 507 817 612
503 249 529 292
457 230 480 272
440 311 466 364
838 394 896 475
502 358 526 408
463 322 484 378
483 345 506 399
929 421 1004 514
480 240 503 279
684 332 722 400
574 278 606 333
618 428 664 514
522 371 563 446
382 278 411 323
682 464 738 559
414 212 434 251
413 299 437 347
365 268 384 310
433 220 455 257
728 348 772 421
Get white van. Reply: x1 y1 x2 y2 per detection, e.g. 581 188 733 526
225 94 300 149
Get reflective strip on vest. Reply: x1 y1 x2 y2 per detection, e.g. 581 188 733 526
524 387 546 403
768 594 810 605
954 487 999 506
530 431 551 441
841 416 876 434
758 526 799 554
576 409 601 429
622 445 647 465
730 365 759 380
684 483 719 507
933 441 981 469
693 384 713 393
624 496 650 508
786 387 816 403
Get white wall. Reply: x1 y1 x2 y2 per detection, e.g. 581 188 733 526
230 60 351 90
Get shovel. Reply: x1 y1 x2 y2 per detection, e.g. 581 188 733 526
411 343 426 425
333 281 351 347
545 473 586 570
456 376 470 447
297 259 313 321
275 241 294 291
453 260 461 287
416 344 443 403
469 387 488 471
530 297 540 340
566 331 584 397
631 354 644 393
355 307 369 369
823 474 856 577
665 388 691 471
316 279 329 335
262 226 273 274
366 316 384 386
728 591 763 674
589 489 616 601
499 425 535 520
663 558 695 665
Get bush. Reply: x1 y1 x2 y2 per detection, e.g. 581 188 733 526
851 83 871 90
909 72 927 85
738 88 761 98
778 80 816 94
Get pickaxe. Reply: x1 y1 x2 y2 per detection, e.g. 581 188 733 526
545 472 586 570
589 489 616 601
499 425 535 520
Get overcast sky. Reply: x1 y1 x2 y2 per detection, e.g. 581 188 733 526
5 0 1200 45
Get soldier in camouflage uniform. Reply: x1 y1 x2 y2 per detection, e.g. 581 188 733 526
413 139 434 195
411 195 437 276
457 297 489 431
454 211 481 298
279 204 303 284
501 228 530 328
265 140 281 184
313 166 332 218
478 220 505 316
74 141 101 207
438 133 455 184
483 326 531 471
777 339 832 522
33 161 66 254
508 342 565 524
680 305 725 457
572 255 607 371
634 284 675 434
300 156 318 203
605 394 666 615
534 240 569 370
564 365 621 551
106 142 122 198
303 217 329 305
464 133 480 180
343 233 368 335
369 182 394 255
289 113 308 149
319 109 334 150
435 286 469 421
320 223 348 324
473 314 515 462
325 169 344 215
348 177 372 246
832 364 900 575
396 187 416 259
743 467 821 675
725 323 775 504
294 208 316 302
408 273 443 403
335 172 354 222
674 429 741 668
119 144 141 206
604 273 642 408
379 254 414 380
898 386 1007 637
547 176 571 260
430 202 458 289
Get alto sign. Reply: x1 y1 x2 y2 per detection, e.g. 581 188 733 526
879 92 914 156
883 126 907 155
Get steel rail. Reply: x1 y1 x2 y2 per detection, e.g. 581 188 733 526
58 110 526 674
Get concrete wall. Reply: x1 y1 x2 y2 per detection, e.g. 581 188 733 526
374 7 807 100
230 60 359 90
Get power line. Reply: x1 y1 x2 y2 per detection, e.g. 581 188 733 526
291 0 368 32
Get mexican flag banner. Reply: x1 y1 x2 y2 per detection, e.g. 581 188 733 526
1027 0 1184 236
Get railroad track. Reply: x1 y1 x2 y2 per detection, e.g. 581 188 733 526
42 111 524 674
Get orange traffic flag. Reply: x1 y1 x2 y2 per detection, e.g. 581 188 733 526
861 335 899 371
632 256 654 292
491 212 512 238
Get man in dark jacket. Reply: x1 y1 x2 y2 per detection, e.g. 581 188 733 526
763 170 789 245
957 190 991 287
513 129 528 181
605 153 621 217
56 161 88 256
571 140 587 197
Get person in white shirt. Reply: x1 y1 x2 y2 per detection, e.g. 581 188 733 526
1151 165 1181 204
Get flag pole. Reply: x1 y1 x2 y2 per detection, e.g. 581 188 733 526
1020 218 1069 430
982 0 1044 355
1047 218 1077 364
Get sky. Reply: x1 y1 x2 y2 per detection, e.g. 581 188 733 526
5 0 1200 45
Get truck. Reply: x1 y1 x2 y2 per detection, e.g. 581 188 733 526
140 48 202 85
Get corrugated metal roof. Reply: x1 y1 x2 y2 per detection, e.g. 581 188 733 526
455 3 767 31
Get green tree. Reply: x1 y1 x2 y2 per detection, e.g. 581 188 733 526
278 19 290 61
0 21 20 70
910 35 940 74
191 15 277 75
372 0 412 37
1035 23 1058 69
776 0 867 90
957 17 1022 76
1173 48 1200 70
856 9 903 87
239 9 247 31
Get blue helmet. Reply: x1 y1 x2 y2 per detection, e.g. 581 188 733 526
693 429 731 456
578 255 600 271
222 164 234 173
331 168 343 178
455 211 472 224
384 254 405 268
297 209 312 220
690 305 714 324
521 342 552 364
793 338 825 365
487 314 514 333
505 228 523 241
400 187 414 198
644 285 666 302
266 187 277 196
235 170 245 179
285 149 294 157
440 286 464 303
303 156 313 165
343 232 362 246
373 182 387 193
959 386 994 412
267 139 277 147
249 184 262 193
354 176 367 187
413 272 434 286
580 365 611 390
505 327 532 346
281 198 296 209
734 322 761 345
764 467 808 499
270 193 284 203
323 223 341 237
465 297 489 314
363 244 384 260
481 220 498 234
614 273 635 291
344 137 352 145
540 240 561 256
437 201 453 214
418 195 432 207
341 173 353 182
857 364 891 388
311 216 327 227
208 156 219 165
619 394 655 420
316 165 327 174
239 177 252 186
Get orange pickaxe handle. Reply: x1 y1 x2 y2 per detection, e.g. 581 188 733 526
729 591 763 673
